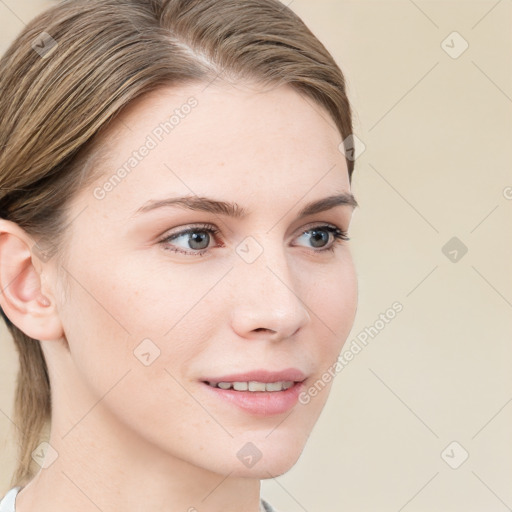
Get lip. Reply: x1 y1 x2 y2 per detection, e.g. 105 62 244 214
201 380 306 416
199 368 308 416
200 368 307 384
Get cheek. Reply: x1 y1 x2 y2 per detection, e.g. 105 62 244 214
58 254 222 395
113 255 228 337
301 252 358 355
57 259 212 451
286 253 357 414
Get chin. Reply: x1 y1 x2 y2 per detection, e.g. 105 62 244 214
219 437 307 479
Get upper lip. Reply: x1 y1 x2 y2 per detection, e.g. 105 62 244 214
201 368 307 383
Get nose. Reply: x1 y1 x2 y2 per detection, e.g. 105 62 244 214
229 242 311 341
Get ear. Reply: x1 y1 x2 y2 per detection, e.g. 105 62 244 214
0 219 64 341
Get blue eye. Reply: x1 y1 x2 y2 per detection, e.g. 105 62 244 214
296 225 350 253
158 223 349 257
159 223 221 257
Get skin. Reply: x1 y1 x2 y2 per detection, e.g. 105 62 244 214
0 81 358 512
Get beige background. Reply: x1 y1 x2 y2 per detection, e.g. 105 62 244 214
1 1 511 511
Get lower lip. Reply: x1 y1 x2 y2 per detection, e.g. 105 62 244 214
201 381 306 416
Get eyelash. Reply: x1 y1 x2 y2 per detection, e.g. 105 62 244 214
157 222 350 257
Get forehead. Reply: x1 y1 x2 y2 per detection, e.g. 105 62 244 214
77 81 350 220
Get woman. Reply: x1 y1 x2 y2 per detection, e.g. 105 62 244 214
0 1 358 510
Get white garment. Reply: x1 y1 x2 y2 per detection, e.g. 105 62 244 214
0 486 278 512
0 487 21 512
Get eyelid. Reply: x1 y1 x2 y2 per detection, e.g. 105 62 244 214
158 222 220 242
159 220 347 239
298 220 341 234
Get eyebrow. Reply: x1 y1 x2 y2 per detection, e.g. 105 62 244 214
133 192 358 219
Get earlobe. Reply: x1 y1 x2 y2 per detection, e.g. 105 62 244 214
0 220 64 341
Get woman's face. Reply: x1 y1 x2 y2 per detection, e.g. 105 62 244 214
48 81 358 478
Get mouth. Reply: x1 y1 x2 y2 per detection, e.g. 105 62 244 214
199 374 308 416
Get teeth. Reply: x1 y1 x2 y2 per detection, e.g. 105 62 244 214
207 380 295 392
266 381 285 391
248 381 266 392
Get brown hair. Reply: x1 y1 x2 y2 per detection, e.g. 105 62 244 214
0 0 355 488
